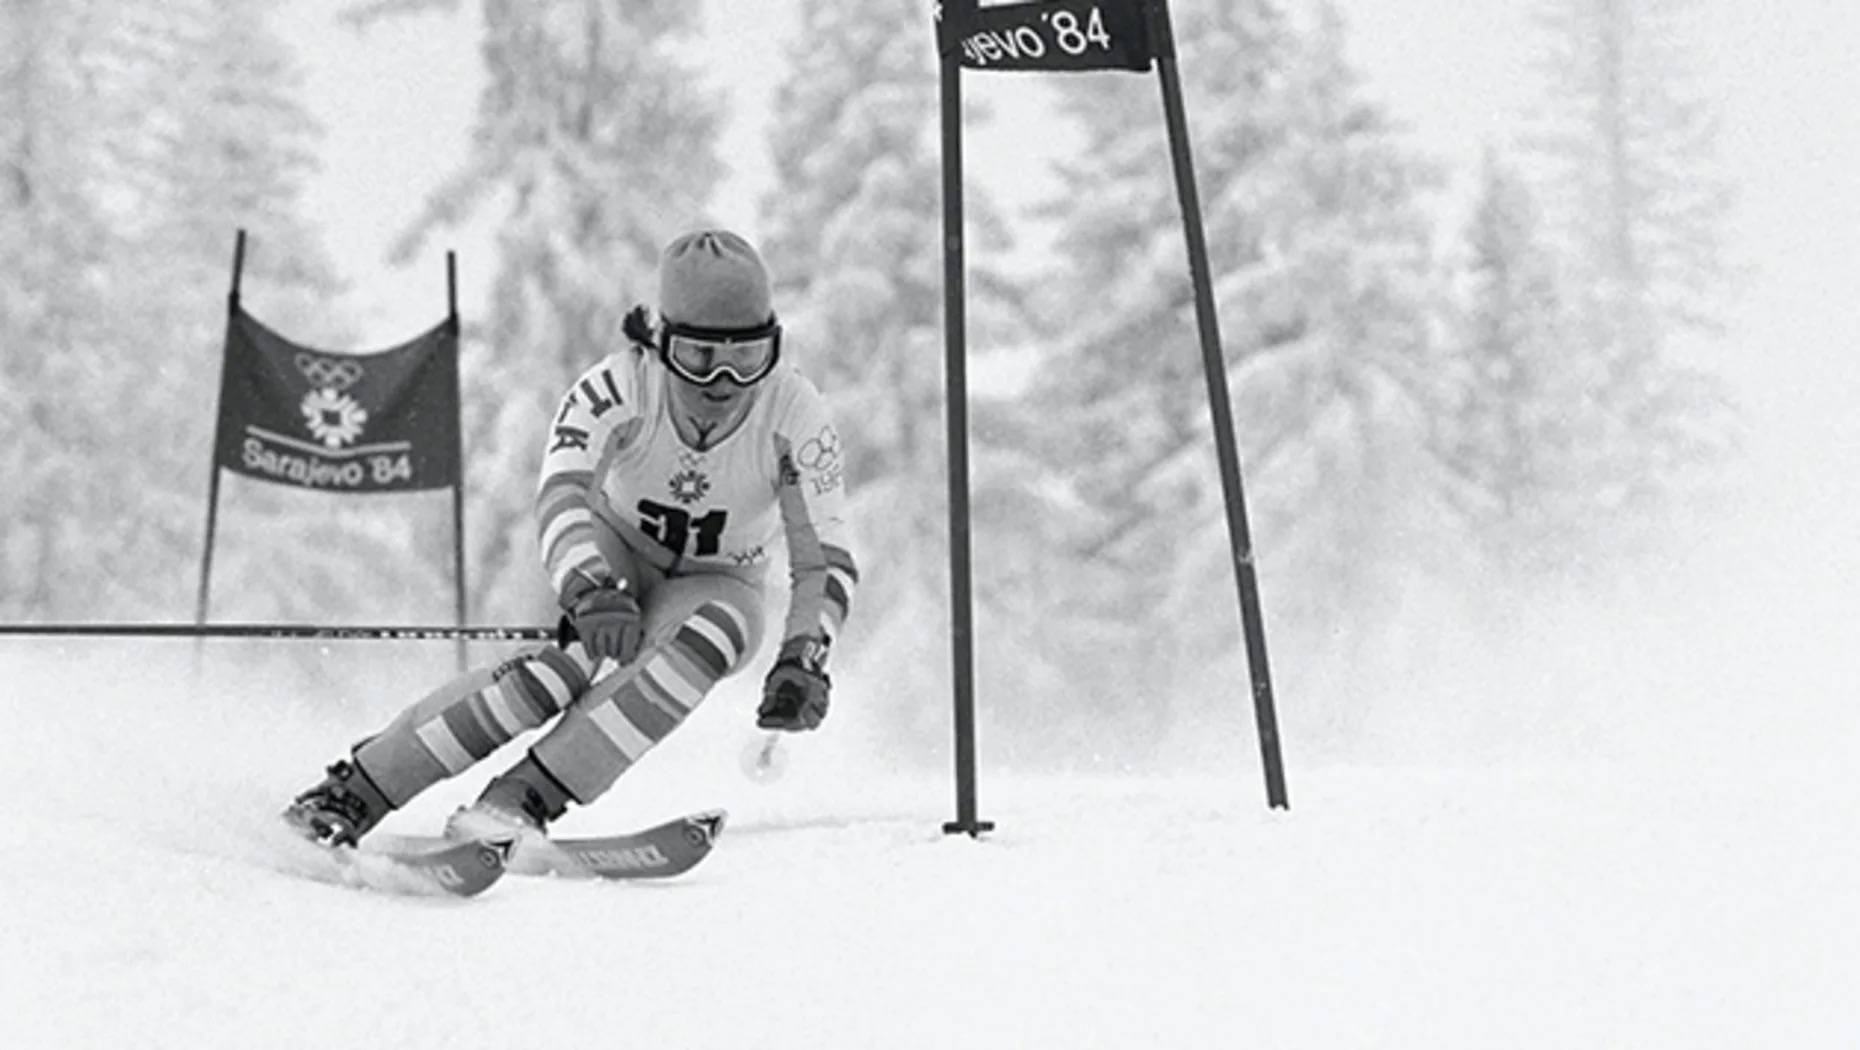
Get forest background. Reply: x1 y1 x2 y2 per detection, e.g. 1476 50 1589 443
4 0 1854 773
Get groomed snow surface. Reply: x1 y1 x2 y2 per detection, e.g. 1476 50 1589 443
4 573 1856 1050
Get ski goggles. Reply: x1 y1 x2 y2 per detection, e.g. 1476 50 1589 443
658 318 783 387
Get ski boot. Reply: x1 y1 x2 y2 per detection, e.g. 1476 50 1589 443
282 758 393 847
444 757 570 848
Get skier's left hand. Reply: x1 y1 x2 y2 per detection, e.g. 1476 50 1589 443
563 586 643 665
758 637 831 731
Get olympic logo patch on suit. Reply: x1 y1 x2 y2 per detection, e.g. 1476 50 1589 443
796 425 841 470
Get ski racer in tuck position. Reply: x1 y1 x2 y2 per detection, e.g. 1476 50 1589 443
284 229 859 848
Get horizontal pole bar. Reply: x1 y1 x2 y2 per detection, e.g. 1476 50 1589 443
0 623 553 641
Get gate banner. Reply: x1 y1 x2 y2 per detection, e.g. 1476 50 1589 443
213 306 461 493
936 0 1153 73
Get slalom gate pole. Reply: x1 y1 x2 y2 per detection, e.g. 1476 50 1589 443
1146 0 1289 809
445 250 469 672
938 12 994 839
196 229 246 628
0 624 553 642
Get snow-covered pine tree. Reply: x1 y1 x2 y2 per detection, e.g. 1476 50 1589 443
361 1 726 622
758 0 1033 648
0 0 120 617
1035 0 1443 743
1435 150 1591 582
1 0 341 620
99 0 355 623
1524 0 1736 547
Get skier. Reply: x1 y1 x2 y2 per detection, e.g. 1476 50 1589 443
283 229 858 848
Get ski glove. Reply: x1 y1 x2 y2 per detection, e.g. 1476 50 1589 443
560 586 643 665
757 637 831 732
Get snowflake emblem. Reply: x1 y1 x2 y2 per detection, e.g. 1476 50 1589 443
668 468 711 505
300 388 369 449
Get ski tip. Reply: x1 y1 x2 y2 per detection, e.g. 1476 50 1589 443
688 809 728 846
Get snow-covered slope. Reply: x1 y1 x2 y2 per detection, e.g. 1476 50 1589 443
4 598 1855 1050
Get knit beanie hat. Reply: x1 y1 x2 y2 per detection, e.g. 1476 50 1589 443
658 230 774 328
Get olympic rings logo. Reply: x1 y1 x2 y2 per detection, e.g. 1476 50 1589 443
294 352 365 392
795 426 842 470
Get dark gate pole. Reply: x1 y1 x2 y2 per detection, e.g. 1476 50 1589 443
196 229 245 627
939 12 993 838
446 251 468 672
1146 0 1288 808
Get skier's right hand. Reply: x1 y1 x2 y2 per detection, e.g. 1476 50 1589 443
563 586 643 665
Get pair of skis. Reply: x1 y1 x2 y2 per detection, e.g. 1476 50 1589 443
299 809 726 898
288 732 791 897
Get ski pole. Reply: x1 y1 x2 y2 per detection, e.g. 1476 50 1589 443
0 623 554 641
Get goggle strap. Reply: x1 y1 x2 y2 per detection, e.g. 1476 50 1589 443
658 316 781 346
